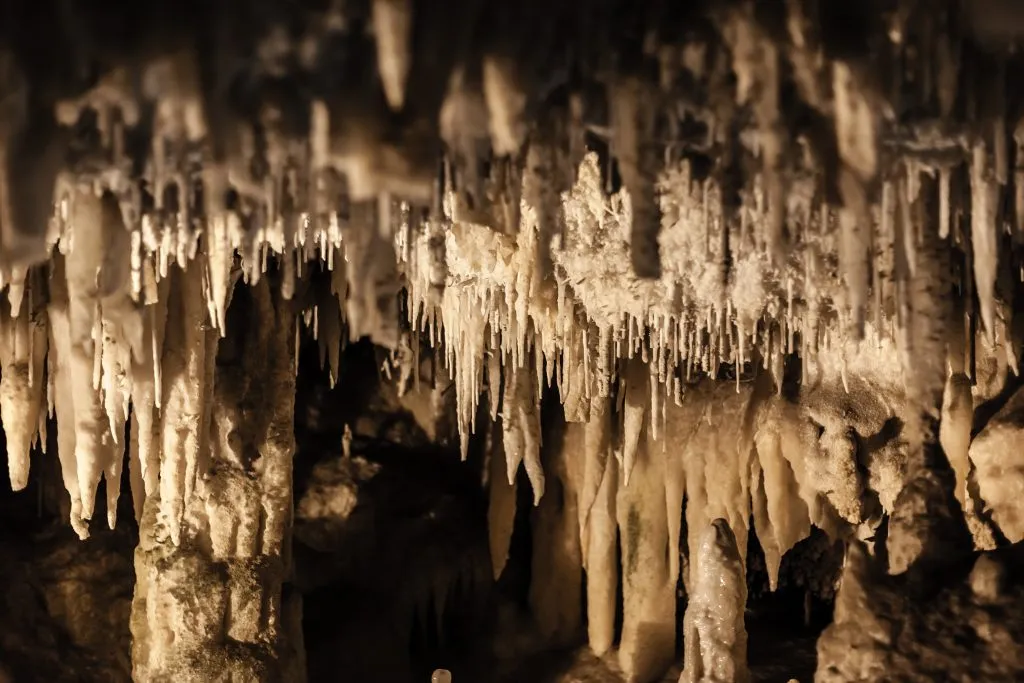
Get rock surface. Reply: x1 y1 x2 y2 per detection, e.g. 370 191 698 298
970 386 1024 543
0 525 134 683
817 542 1024 683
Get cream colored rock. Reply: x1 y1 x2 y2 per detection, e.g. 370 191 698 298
970 385 1024 542
679 519 748 683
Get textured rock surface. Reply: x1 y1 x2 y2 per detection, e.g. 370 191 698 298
0 525 134 683
680 519 749 683
817 542 1024 683
970 386 1024 543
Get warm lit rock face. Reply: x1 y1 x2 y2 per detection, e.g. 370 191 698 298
817 542 1024 683
0 526 135 683
3 2 1024 682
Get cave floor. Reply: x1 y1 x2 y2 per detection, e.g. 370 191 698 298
491 619 818 683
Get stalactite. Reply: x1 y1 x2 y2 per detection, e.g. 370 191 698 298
970 141 1000 343
487 421 517 580
64 190 112 526
47 254 88 539
344 200 400 349
0 271 47 491
482 57 527 157
157 262 212 547
676 383 758 584
610 77 661 279
753 397 812 589
372 0 413 111
663 415 686 586
99 320 129 530
441 68 491 226
501 359 544 504
620 356 648 488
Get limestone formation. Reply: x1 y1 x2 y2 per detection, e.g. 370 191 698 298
2 2 1024 682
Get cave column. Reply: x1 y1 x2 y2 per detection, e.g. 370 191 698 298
887 171 971 574
130 273 304 681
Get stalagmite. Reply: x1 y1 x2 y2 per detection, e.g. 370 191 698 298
617 421 675 682
970 385 1024 542
529 419 583 646
816 542 889 682
940 372 973 507
680 519 748 683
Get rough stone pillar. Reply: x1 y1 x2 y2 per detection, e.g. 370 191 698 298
887 180 970 575
131 275 304 682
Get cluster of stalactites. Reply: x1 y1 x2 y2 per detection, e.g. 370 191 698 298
405 136 1022 474
3 129 1021 548
0 182 381 540
1 0 1021 419
5 0 1018 295
3 0 1024 552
